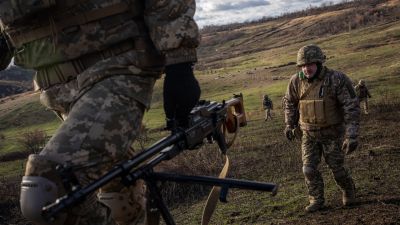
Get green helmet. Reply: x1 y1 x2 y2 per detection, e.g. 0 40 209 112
296 44 326 66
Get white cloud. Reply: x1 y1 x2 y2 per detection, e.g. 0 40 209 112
195 0 344 27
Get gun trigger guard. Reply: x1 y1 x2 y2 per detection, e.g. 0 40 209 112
219 185 229 203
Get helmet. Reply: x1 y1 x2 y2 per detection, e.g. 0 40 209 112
263 94 268 98
297 44 326 66
359 79 365 85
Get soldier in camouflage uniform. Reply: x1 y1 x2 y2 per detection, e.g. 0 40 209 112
354 79 372 114
0 0 200 224
282 44 360 212
262 94 273 121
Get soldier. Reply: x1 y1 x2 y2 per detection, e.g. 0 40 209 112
283 44 360 213
262 94 273 121
0 1 200 224
354 79 372 114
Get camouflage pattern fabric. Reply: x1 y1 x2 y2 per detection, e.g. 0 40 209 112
355 82 371 115
283 57 360 207
283 66 360 138
0 0 200 224
301 128 355 204
296 44 326 66
40 75 155 225
265 109 273 121
0 0 199 73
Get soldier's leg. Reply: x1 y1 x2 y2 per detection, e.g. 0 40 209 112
323 138 355 206
264 109 268 121
267 109 272 120
38 75 154 224
302 132 325 212
364 98 369 114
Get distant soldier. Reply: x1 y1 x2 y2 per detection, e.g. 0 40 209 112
283 44 360 213
354 79 372 114
263 94 273 121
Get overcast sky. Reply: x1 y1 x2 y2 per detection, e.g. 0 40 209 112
195 0 345 27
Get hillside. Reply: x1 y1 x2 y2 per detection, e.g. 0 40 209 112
1 0 400 224
0 66 34 98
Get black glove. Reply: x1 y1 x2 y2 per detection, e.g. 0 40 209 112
342 138 358 155
284 125 295 141
163 62 201 130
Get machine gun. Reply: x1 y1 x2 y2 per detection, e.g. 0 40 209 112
42 93 278 225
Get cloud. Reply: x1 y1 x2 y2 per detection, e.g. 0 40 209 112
195 0 344 27
213 0 270 11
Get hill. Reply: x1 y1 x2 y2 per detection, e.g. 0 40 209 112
1 0 400 224
0 66 34 98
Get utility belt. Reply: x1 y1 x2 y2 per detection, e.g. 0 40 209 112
34 37 148 90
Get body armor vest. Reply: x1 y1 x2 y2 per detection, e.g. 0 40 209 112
299 69 343 130
1 0 160 90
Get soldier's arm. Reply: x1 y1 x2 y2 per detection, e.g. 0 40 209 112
0 30 13 71
335 73 360 138
143 0 200 65
283 75 300 127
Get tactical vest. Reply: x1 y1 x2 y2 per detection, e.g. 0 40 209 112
298 69 343 130
1 0 159 90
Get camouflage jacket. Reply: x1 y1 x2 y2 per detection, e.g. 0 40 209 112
354 84 371 99
283 66 360 138
0 0 200 72
263 98 273 109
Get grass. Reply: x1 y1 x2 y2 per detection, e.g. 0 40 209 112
1 8 400 224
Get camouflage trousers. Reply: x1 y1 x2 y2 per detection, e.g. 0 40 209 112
359 98 369 114
37 75 156 225
264 108 272 120
301 128 354 204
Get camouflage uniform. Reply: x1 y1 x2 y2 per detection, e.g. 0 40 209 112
354 80 371 114
0 0 199 224
262 94 273 121
283 44 360 211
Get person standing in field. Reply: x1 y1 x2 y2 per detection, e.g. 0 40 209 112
283 44 360 213
354 79 372 114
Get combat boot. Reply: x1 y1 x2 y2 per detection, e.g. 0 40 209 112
342 182 356 206
305 200 324 213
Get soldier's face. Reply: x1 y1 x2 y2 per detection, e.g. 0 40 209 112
302 63 317 78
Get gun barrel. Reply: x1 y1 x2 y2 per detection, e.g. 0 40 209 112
42 131 185 220
152 172 278 194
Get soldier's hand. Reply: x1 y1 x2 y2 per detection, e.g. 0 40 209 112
163 62 201 130
284 125 295 141
342 138 358 155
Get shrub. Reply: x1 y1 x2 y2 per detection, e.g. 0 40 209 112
18 129 48 154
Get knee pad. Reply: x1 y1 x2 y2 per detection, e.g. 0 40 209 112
303 165 317 180
98 191 145 224
20 154 67 224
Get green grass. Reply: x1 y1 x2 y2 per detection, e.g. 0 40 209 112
0 159 25 177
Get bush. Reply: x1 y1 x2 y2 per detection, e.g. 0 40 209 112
18 129 48 154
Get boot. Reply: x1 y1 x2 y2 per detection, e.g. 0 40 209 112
342 182 356 206
342 185 356 206
305 200 324 213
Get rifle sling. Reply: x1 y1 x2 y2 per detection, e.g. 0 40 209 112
201 155 230 225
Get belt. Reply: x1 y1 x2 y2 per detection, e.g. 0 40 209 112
34 38 148 90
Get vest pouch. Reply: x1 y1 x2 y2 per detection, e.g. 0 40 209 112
299 99 326 125
0 0 56 24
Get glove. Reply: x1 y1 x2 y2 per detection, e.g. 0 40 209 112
284 125 295 141
163 62 201 130
342 138 358 155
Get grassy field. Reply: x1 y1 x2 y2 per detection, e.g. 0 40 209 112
0 3 400 224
